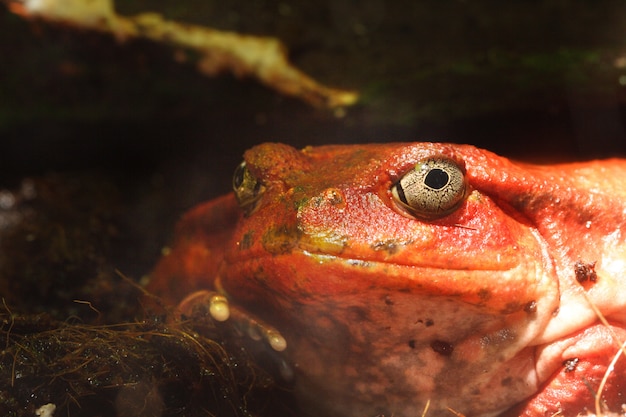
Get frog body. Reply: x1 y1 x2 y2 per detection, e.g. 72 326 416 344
149 142 626 417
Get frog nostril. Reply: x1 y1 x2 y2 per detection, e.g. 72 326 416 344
430 340 454 356
321 188 346 209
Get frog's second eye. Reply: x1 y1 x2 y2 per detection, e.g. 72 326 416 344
391 157 467 219
233 162 265 211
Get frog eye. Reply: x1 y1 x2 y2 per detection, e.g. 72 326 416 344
390 157 467 219
233 162 265 211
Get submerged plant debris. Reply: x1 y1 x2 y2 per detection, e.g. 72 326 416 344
0 175 289 417
0 307 283 417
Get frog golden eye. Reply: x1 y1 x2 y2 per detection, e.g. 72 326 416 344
233 162 265 210
391 157 467 219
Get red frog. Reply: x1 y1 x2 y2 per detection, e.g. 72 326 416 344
148 142 626 417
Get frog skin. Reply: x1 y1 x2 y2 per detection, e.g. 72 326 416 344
148 142 626 417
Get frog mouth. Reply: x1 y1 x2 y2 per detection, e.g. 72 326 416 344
291 228 545 272
223 237 559 325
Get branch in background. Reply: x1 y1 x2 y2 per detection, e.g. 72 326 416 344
6 0 359 109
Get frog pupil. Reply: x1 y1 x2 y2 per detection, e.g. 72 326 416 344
424 169 449 190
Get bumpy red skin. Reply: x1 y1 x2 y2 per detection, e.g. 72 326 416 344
149 142 626 417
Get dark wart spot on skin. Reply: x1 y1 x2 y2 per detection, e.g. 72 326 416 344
262 224 299 254
347 306 369 322
430 340 454 356
524 300 537 314
575 260 597 283
371 240 400 255
500 377 513 387
408 339 416 349
477 288 491 301
240 231 254 250
500 301 524 314
563 358 579 373
417 318 434 327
